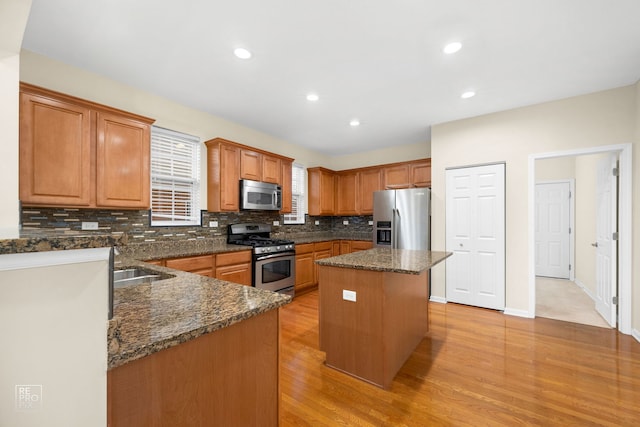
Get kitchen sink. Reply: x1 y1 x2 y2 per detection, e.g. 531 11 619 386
113 267 175 288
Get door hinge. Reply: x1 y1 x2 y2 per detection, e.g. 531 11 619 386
569 264 572 271
613 167 619 177
568 191 572 199
568 227 572 234
612 232 619 241
612 296 618 305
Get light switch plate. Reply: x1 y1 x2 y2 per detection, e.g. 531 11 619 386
342 220 349 225
81 221 99 230
342 290 356 302
209 220 218 228
273 220 280 226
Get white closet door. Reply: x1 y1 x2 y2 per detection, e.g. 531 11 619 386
446 163 505 310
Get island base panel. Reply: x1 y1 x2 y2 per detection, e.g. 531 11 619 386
319 266 428 389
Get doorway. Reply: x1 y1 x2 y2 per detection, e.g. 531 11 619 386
528 144 632 335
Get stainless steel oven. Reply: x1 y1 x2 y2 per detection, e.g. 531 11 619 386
254 251 295 297
228 223 296 297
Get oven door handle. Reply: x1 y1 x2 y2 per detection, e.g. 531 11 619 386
255 251 295 261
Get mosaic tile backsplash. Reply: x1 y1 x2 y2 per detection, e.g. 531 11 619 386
20 207 373 242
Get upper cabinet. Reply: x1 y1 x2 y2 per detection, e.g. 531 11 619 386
307 167 336 216
19 83 154 209
205 138 294 212
307 159 430 216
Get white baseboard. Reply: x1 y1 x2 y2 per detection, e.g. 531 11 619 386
632 329 640 343
429 296 447 304
574 278 596 301
504 307 533 318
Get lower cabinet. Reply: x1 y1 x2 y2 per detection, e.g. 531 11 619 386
350 240 373 252
294 243 315 295
313 242 333 286
215 251 252 286
147 250 252 286
108 309 279 426
165 254 214 277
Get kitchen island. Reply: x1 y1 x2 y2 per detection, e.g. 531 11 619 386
315 248 450 389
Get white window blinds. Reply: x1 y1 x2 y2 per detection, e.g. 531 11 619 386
150 126 201 226
284 163 306 224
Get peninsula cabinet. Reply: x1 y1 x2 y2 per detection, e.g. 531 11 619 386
19 83 154 208
107 309 279 426
205 138 293 212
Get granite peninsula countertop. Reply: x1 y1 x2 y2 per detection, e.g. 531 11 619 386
315 248 452 274
108 257 290 369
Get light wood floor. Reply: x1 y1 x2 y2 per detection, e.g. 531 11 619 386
279 290 640 426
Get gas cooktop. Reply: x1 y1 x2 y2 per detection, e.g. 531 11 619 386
227 224 295 254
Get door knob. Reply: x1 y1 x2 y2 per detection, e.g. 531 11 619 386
591 242 598 247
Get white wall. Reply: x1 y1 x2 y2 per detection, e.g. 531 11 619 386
0 0 32 238
431 85 638 331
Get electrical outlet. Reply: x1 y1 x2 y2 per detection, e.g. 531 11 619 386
209 220 218 228
368 220 374 226
342 220 349 225
315 220 320 226
273 220 280 226
81 221 99 230
342 290 356 302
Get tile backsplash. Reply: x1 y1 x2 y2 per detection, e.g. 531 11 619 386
20 207 372 242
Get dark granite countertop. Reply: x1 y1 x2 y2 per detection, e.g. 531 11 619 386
0 229 125 255
108 257 290 369
315 248 452 274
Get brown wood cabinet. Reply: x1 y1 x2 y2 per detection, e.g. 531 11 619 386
411 159 431 188
383 164 411 189
336 171 359 215
165 254 214 277
359 168 382 214
308 167 337 216
205 138 293 212
19 83 154 208
294 243 315 295
313 241 333 285
215 250 252 286
108 309 279 426
350 240 373 252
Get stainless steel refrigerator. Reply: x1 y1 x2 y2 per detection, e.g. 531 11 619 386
373 188 430 250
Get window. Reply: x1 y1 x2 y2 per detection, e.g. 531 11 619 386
284 163 306 224
150 126 201 226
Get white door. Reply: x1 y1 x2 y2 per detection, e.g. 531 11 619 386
446 163 505 310
595 154 617 327
535 182 571 279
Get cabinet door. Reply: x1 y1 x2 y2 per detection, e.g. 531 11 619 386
166 255 214 277
308 168 336 216
411 159 431 188
280 161 292 214
219 144 241 211
313 249 333 285
336 172 359 215
383 164 411 189
215 263 252 286
240 149 262 181
19 92 93 206
96 111 150 208
339 241 351 255
359 168 381 214
295 252 315 293
350 240 373 252
262 155 281 184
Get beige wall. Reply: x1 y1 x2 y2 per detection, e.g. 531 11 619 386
535 157 575 181
0 0 32 237
431 85 638 331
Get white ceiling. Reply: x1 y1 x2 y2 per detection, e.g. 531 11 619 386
21 0 640 156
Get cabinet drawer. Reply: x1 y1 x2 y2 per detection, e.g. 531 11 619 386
350 241 373 252
216 250 252 267
314 241 333 252
166 255 214 272
295 243 314 255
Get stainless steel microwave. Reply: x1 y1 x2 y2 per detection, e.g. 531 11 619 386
240 179 282 211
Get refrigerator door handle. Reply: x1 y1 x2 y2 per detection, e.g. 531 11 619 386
392 208 399 248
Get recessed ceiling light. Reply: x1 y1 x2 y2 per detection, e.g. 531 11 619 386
349 119 360 127
233 47 252 59
461 91 476 99
443 42 462 54
306 93 319 102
